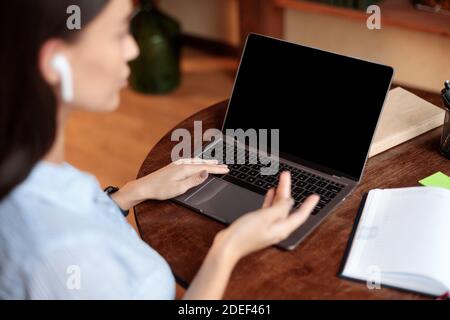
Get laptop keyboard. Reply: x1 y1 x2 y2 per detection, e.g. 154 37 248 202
201 142 346 215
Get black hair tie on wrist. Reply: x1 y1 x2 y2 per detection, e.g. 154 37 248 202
104 186 129 217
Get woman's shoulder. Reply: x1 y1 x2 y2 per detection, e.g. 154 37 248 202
0 161 105 256
10 161 101 206
0 194 175 299
0 162 175 299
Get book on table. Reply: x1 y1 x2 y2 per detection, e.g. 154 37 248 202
340 186 450 296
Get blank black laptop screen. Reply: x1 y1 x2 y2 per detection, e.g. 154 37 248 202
223 34 393 180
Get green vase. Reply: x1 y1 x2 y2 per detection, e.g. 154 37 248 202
129 0 181 94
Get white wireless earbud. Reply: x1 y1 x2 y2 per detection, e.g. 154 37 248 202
51 53 74 103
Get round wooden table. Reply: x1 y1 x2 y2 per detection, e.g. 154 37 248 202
135 88 446 299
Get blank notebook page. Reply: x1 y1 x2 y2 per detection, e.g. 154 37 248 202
343 187 450 294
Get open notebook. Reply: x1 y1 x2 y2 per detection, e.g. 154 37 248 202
340 187 450 296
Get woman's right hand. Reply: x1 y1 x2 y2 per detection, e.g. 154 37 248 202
184 171 320 300
214 171 320 263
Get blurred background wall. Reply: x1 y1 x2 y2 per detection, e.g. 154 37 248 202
160 0 241 46
159 0 450 93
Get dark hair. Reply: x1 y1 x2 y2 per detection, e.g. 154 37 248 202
0 0 109 199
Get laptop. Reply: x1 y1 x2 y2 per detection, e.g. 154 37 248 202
174 33 394 250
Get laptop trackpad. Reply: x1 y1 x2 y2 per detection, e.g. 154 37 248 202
185 178 265 223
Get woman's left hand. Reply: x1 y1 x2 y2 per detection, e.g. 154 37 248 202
111 158 229 210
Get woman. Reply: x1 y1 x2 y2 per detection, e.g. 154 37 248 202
0 0 319 299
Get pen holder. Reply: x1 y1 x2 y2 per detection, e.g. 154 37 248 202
442 112 450 159
440 80 450 159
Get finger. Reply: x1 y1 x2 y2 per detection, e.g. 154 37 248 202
262 188 275 209
190 158 219 165
173 158 191 165
173 158 219 165
263 197 294 221
293 194 320 217
179 164 229 179
273 171 291 203
178 169 209 193
273 194 320 237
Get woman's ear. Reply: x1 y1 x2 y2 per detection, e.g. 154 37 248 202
39 39 74 102
38 39 67 85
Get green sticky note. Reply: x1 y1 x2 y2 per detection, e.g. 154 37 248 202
419 172 450 189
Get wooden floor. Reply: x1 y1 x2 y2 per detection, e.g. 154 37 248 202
65 48 238 298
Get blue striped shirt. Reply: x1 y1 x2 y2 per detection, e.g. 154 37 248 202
0 162 175 299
